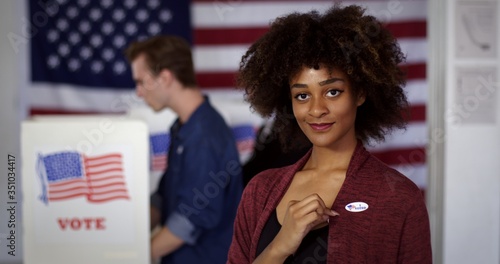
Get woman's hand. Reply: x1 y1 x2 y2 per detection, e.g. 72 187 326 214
276 193 338 255
253 193 339 263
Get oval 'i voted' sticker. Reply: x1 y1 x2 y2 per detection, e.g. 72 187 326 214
345 202 369 212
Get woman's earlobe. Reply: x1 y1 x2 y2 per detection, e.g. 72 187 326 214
357 94 366 106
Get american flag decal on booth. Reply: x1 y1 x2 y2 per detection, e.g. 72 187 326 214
150 133 170 172
232 124 256 156
37 151 130 204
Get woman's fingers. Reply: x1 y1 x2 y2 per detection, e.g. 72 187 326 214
282 195 337 236
287 193 338 219
290 199 327 219
292 193 327 208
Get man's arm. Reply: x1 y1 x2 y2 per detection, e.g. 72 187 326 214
151 206 161 231
151 226 185 261
150 188 164 231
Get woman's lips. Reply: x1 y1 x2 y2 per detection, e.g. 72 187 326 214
309 123 334 131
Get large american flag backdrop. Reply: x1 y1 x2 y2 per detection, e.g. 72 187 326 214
28 0 428 190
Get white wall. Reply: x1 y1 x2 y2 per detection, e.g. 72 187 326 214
429 0 500 263
443 0 500 262
0 0 25 263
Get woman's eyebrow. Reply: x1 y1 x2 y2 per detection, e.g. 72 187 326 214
290 83 308 89
319 78 344 86
290 78 344 89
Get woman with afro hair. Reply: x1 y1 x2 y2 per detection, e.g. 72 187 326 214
227 4 432 264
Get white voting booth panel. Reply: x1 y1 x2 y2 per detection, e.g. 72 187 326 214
22 118 150 264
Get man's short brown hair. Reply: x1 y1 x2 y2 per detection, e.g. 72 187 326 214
125 35 197 87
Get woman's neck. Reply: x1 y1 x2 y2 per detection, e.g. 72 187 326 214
304 139 358 172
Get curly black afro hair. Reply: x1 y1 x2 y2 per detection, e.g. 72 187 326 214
238 4 409 151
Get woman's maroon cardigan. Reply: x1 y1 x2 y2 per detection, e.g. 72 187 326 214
227 143 432 263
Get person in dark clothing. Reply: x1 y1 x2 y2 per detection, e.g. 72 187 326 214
242 118 310 186
125 35 243 264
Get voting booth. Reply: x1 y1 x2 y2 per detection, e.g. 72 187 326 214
21 118 150 264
